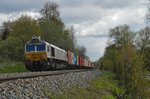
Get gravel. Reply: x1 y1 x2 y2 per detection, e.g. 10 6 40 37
0 69 101 98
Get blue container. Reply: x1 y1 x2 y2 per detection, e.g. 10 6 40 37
73 53 77 65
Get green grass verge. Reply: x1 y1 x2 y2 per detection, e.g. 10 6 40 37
0 62 28 73
43 71 125 99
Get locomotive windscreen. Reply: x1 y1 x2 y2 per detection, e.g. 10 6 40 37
26 44 35 52
26 43 46 52
37 44 45 51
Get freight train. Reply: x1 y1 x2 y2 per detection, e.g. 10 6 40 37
24 36 93 71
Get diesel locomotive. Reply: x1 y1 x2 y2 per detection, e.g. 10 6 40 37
24 36 93 71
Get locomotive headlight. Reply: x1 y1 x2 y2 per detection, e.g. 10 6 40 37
44 56 46 59
42 55 46 59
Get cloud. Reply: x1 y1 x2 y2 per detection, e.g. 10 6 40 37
66 7 146 38
59 0 144 9
0 0 47 13
0 11 40 27
0 13 8 25
77 36 108 61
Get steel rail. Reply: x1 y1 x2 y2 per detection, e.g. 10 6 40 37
0 69 92 83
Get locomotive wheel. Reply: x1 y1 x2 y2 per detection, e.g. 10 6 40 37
25 65 35 71
25 62 34 71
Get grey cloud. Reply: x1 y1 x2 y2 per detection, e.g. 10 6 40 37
60 0 142 8
0 0 48 13
77 37 108 61
77 34 108 38
60 6 104 24
0 0 143 13
94 0 142 9
0 0 144 24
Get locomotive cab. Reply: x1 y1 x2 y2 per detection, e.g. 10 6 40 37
25 37 50 71
25 37 50 61
25 43 47 60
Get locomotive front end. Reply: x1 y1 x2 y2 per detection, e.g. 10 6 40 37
25 37 49 71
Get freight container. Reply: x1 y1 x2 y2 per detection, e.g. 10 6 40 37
72 52 74 64
78 56 81 66
88 60 90 67
78 56 80 66
83 58 84 66
68 50 77 65
76 55 79 65
81 57 84 66
68 50 72 64
91 62 93 67
85 59 88 67
84 58 86 67
73 53 77 65
91 62 94 67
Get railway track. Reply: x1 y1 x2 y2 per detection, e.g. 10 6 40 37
0 69 91 83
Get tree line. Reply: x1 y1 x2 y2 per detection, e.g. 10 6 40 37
96 1 150 98
0 1 87 61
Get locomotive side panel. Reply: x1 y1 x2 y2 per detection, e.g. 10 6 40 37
50 44 67 62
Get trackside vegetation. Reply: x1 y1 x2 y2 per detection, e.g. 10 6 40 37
96 25 150 98
0 62 28 73
0 58 28 73
43 71 124 99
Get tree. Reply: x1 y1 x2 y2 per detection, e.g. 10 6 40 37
40 1 60 20
136 26 150 54
109 24 135 46
11 15 42 45
0 15 42 61
39 1 74 51
1 21 13 40
108 24 149 98
136 27 150 71
146 0 150 25
144 47 150 70
68 25 77 48
76 46 86 58
101 44 119 72
0 36 22 61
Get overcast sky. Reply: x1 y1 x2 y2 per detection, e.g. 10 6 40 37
0 0 147 61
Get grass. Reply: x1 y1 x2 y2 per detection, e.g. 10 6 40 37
43 71 124 99
0 62 28 73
